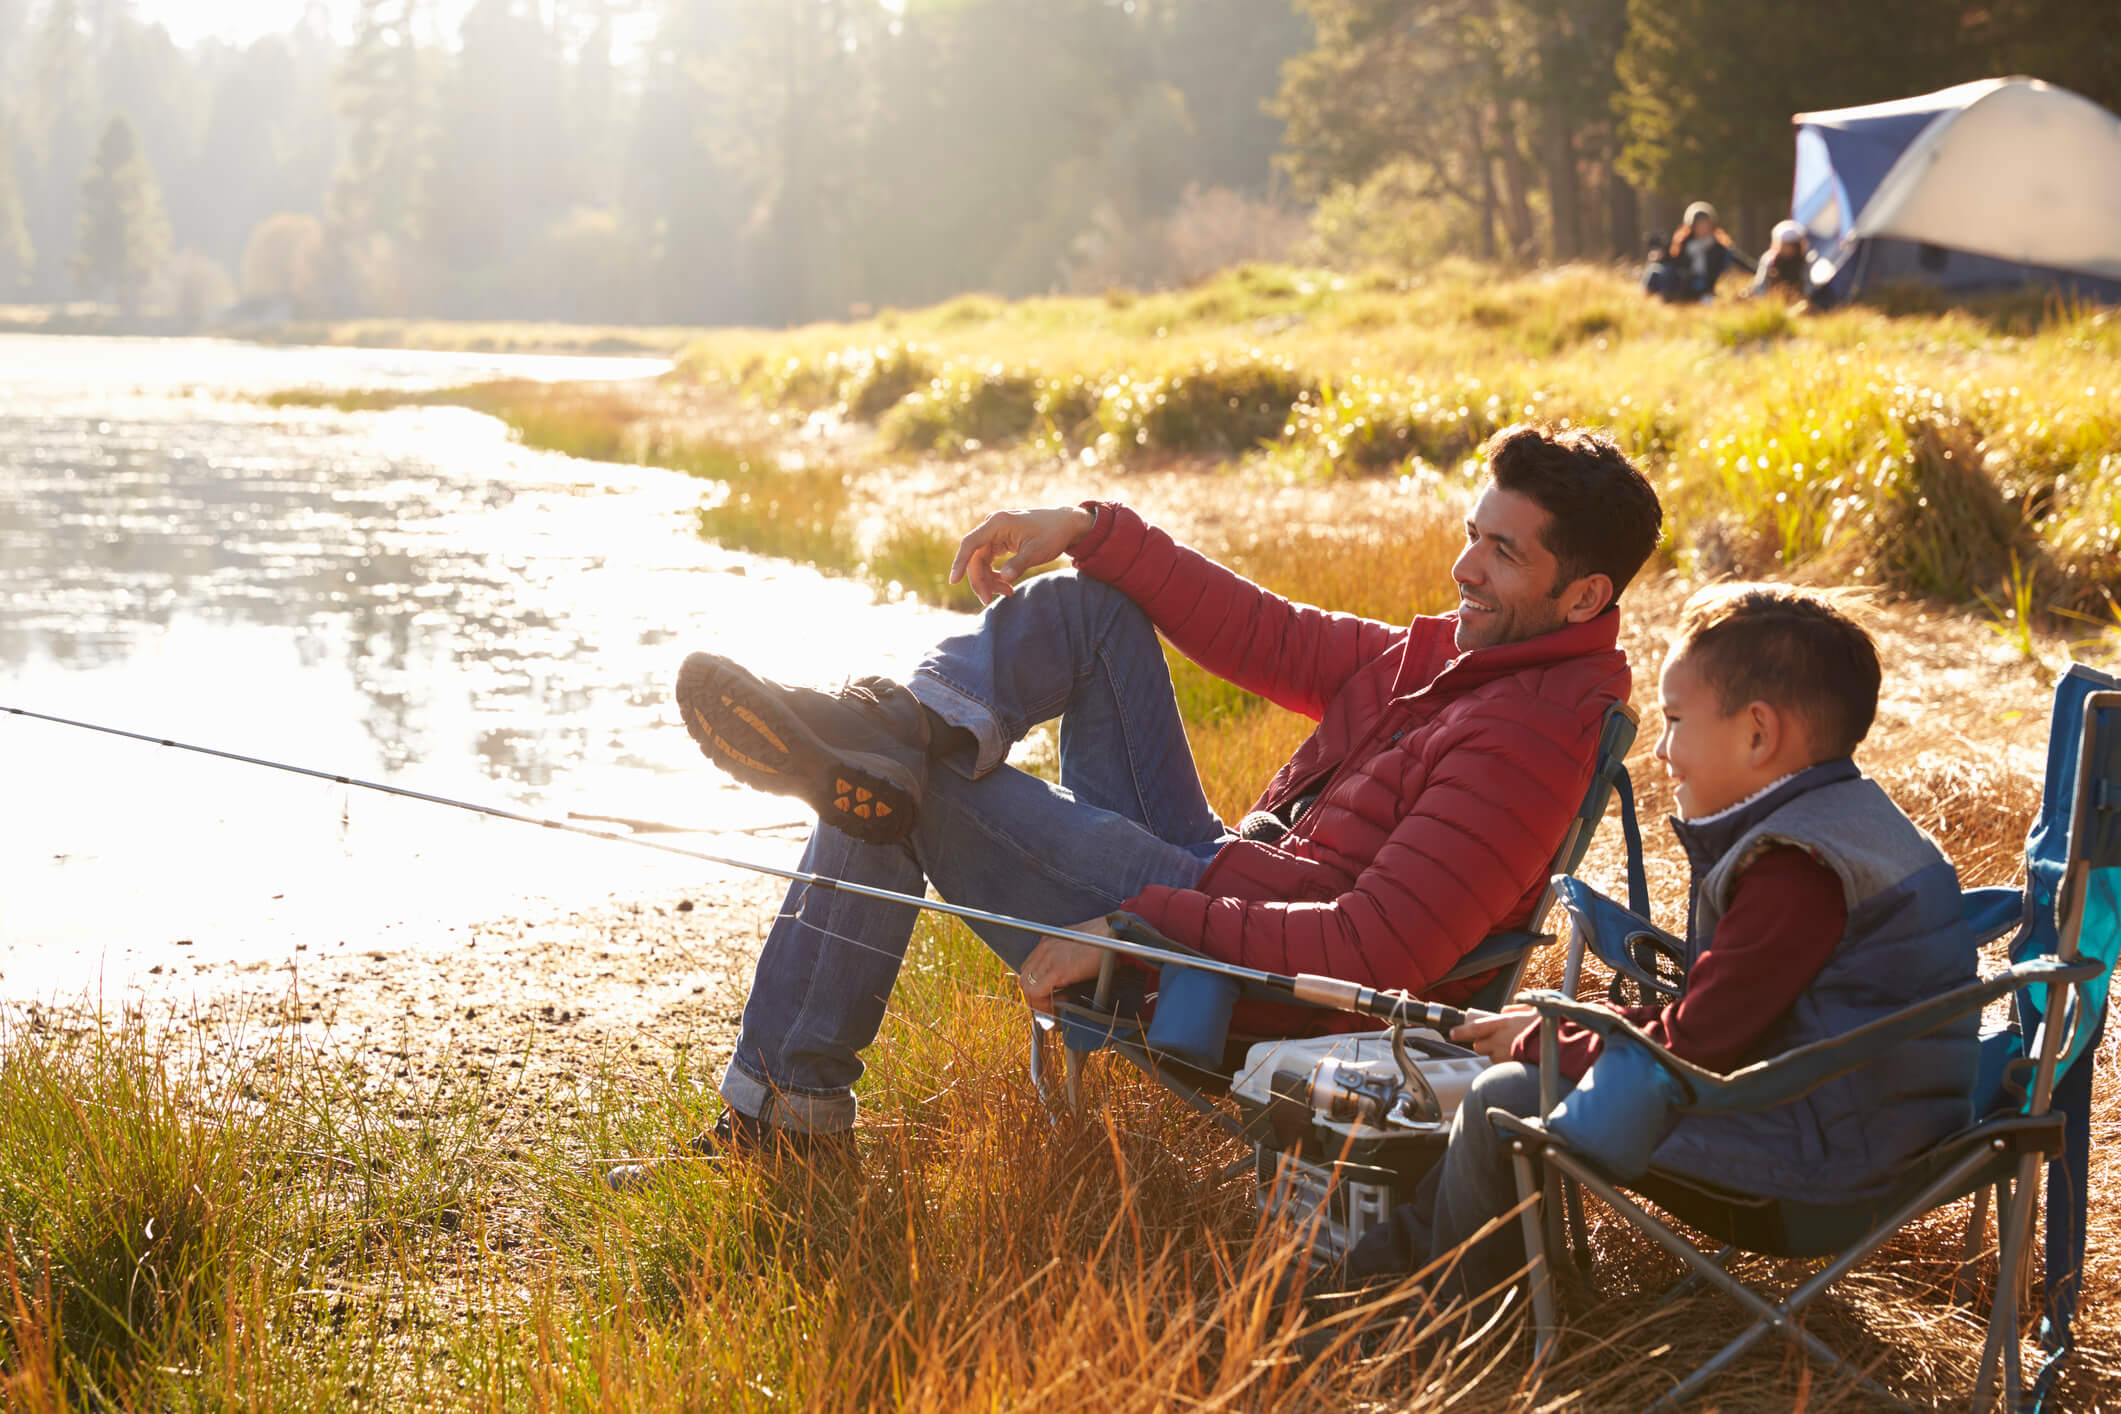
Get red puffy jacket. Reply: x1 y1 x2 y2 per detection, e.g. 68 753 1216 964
1072 502 1631 1009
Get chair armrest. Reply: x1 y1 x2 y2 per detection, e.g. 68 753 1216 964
1434 929 1545 986
1106 911 1208 959
1961 886 2023 947
1552 876 1686 1001
1514 990 1716 1102
1688 959 2100 1114
1524 956 2101 1118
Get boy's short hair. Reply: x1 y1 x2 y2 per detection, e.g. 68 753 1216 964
1484 423 1664 603
1672 584 1881 760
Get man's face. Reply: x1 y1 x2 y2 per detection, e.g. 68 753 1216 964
1450 484 1574 652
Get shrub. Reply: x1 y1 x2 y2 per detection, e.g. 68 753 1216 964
1713 300 1795 348
1094 355 1313 457
881 364 1040 455
1304 159 1486 273
842 342 938 421
1276 371 1516 477
1033 373 1104 452
696 462 859 571
868 523 981 612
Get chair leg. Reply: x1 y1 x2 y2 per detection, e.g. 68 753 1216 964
1954 1184 1992 1307
1656 1245 1736 1309
1553 1145 1989 1410
1028 1017 1063 1118
1976 1159 2039 1412
1563 1176 1594 1275
1511 1140 1556 1365
1064 1043 1086 1112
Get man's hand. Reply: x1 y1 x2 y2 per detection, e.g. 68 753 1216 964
1018 915 1113 1014
949 506 1097 606
1450 1004 1540 1065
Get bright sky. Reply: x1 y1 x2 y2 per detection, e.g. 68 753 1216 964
134 0 470 48
132 1 904 49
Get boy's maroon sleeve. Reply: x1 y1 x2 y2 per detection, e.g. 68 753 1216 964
1510 846 1847 1079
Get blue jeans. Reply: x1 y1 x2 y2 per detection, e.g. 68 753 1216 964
720 572 1234 1131
1345 1061 1576 1307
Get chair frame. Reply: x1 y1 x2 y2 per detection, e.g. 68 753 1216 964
1498 689 2121 1410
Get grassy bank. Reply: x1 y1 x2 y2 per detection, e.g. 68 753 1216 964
240 317 706 357
230 265 2121 1407
679 261 2121 618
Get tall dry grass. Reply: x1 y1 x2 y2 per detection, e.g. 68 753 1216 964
231 266 2121 1407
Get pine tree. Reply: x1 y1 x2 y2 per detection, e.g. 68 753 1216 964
22 0 92 297
74 113 170 315
325 0 430 311
1617 0 1981 242
0 122 33 292
422 0 571 287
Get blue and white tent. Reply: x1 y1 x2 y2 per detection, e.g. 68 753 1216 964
1791 77 2121 303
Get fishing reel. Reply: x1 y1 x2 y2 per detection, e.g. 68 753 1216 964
1268 1018 1452 1136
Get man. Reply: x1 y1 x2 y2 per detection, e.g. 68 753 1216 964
664 423 1662 1156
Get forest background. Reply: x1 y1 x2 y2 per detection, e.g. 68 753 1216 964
1 0 2116 333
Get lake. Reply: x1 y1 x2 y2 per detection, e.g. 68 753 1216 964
0 335 956 998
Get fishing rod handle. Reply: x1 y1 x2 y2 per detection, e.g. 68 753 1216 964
1290 974 1468 1033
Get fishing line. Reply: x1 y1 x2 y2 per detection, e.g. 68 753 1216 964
2 703 1467 1030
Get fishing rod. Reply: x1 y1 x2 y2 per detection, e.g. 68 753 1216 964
1 703 1470 1032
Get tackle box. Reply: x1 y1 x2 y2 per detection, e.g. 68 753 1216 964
1230 1030 1491 1264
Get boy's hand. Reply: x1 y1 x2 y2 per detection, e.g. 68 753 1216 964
950 506 1097 605
1450 1005 1540 1064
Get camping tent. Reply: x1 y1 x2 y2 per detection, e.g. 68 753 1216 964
1791 77 2121 303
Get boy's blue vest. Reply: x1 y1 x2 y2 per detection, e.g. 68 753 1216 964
1647 758 1980 1202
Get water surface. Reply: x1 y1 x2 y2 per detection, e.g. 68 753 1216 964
0 335 955 998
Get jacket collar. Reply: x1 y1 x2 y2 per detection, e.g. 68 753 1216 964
1669 757 1862 879
1391 606 1622 699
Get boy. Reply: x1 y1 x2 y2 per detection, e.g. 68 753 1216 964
1344 584 1979 1304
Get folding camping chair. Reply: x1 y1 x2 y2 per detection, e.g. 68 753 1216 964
1497 663 2120 1410
1025 701 1645 1138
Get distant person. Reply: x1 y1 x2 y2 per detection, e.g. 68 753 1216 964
1639 234 1681 301
1655 201 1755 302
1749 220 1834 309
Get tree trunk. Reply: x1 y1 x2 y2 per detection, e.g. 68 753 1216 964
1606 165 1640 258
1492 102 1536 262
1644 193 1679 252
1542 118 1581 263
1472 108 1498 261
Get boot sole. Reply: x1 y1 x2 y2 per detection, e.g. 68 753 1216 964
675 653 919 846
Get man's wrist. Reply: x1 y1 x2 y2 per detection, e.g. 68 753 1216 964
1066 504 1099 548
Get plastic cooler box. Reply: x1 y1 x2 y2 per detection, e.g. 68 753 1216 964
1230 1031 1489 1264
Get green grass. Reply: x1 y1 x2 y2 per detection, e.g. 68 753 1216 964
677 261 2121 619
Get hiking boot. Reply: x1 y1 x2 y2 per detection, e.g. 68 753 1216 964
602 1108 856 1190
675 652 932 846
688 1106 856 1162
